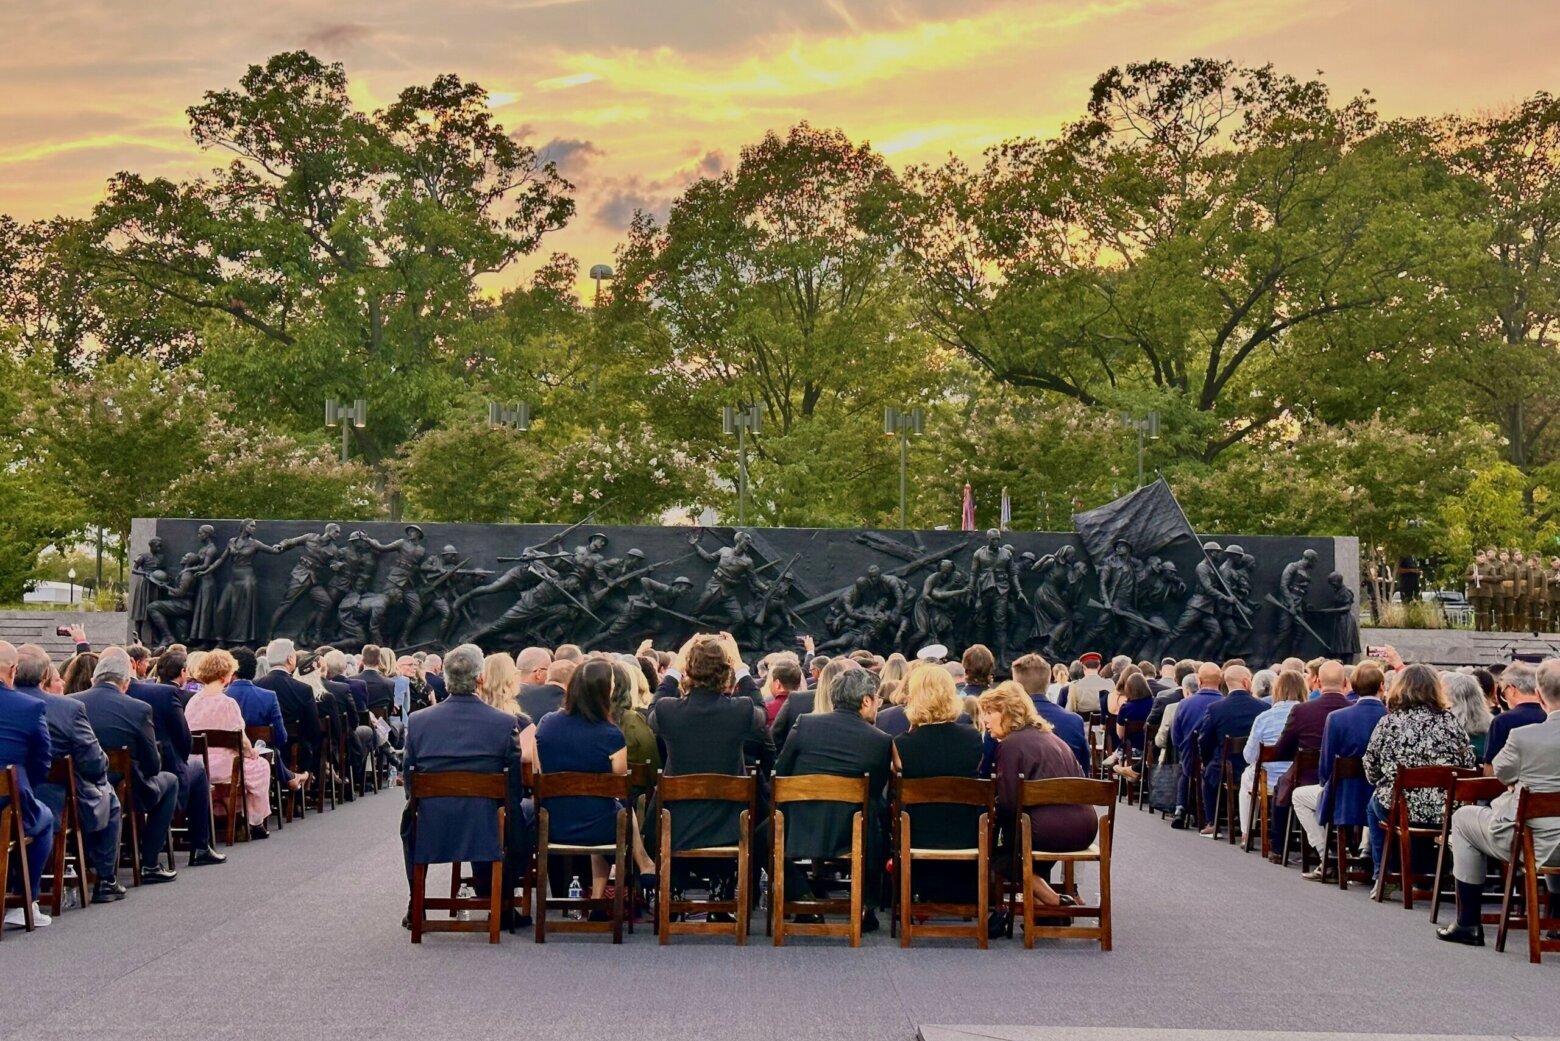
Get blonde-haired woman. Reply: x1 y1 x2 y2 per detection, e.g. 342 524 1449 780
880 653 910 688
811 656 857 714
978 681 1096 930
184 648 274 838
892 666 984 902
477 652 522 717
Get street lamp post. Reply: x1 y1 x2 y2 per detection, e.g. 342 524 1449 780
1120 410 1161 489
67 566 76 605
722 404 763 525
589 263 615 305
488 401 531 431
325 398 368 463
883 406 926 528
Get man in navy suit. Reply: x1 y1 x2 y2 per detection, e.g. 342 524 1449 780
522 659 573 721
422 654 447 703
323 649 376 796
73 649 180 884
1294 662 1390 878
15 645 125 903
399 643 525 930
1013 654 1088 770
1195 664 1268 835
358 646 397 716
1169 662 1225 827
0 641 56 925
126 650 224 867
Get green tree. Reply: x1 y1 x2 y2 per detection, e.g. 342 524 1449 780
80 51 574 460
898 59 1467 464
159 426 381 520
0 337 85 599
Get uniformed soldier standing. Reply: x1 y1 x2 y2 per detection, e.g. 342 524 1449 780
1494 549 1515 631
1466 549 1493 632
1526 552 1548 632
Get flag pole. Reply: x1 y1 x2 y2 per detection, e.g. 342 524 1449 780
1154 470 1253 627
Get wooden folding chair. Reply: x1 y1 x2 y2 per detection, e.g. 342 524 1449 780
1243 744 1282 857
534 771 631 943
245 725 285 830
192 729 248 845
1114 720 1146 805
1084 713 1104 778
1015 777 1114 950
1183 745 1204 829
407 768 509 944
771 774 870 947
1495 788 1560 963
313 714 336 812
656 772 755 944
1211 736 1244 843
1430 775 1507 925
1137 723 1158 811
896 776 993 949
1371 765 1477 908
0 765 36 937
42 757 90 914
106 748 148 884
1277 748 1320 868
1321 756 1373 890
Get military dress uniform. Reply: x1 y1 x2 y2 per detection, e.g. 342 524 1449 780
1526 557 1548 631
1494 557 1515 632
1467 559 1492 632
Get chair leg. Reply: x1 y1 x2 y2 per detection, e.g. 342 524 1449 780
534 815 549 945
1495 843 1519 954
898 819 913 949
1523 835 1543 964
771 812 785 946
657 812 671 946
849 812 863 949
488 860 503 945
735 828 750 947
411 863 426 944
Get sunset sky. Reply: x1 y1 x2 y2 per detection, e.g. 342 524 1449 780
4 0 1559 294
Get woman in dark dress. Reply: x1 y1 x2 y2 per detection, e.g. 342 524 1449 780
959 643 995 698
1109 672 1155 779
893 665 985 902
534 659 656 903
873 679 909 737
979 681 1097 924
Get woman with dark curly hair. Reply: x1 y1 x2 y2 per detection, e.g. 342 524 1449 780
960 644 995 698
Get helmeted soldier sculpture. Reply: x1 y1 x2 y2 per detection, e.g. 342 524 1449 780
969 528 1025 669
453 552 591 649
1218 545 1258 658
817 565 908 655
585 574 695 650
415 545 492 645
1165 540 1237 660
1079 539 1155 658
1138 556 1187 661
359 525 429 646
267 523 342 642
1270 548 1318 661
1027 545 1087 660
688 529 767 629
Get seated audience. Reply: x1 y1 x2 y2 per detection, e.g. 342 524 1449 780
1238 668 1305 846
0 641 57 926
399 643 527 931
1363 664 1475 881
1289 662 1387 872
15 644 124 904
227 648 308 795
1438 658 1560 946
1270 660 1353 841
185 649 274 838
774 667 891 931
959 644 995 698
764 657 804 727
892 665 984 903
1194 664 1266 835
978 681 1095 934
60 652 98 695
1012 654 1088 772
74 648 182 883
1485 661 1545 766
1444 670 1493 761
1168 662 1224 827
256 639 322 780
873 679 909 737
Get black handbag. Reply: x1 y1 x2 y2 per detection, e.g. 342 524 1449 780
1149 757 1181 814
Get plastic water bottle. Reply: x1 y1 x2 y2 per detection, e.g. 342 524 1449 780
759 868 769 909
567 875 583 919
456 883 474 922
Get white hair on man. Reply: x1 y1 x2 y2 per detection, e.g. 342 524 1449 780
444 644 484 695
265 638 297 670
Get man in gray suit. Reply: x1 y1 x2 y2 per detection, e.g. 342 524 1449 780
1438 658 1560 946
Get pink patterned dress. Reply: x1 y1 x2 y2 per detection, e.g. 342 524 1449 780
185 687 272 826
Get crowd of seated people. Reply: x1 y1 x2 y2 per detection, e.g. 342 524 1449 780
10 622 1558 954
0 634 438 930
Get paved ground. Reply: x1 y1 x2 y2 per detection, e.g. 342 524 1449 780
3 789 1556 1041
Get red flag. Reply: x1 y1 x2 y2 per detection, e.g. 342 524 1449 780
961 482 976 531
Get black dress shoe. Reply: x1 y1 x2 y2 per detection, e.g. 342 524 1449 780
860 909 880 934
140 865 178 885
1435 923 1485 947
190 847 227 867
401 912 412 931
1169 815 1189 830
793 913 825 924
987 910 1011 939
92 879 127 902
249 823 270 840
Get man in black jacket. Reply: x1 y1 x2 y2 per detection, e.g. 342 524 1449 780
257 638 323 778
322 649 375 797
358 645 397 716
73 650 181 883
773 667 892 931
519 658 572 722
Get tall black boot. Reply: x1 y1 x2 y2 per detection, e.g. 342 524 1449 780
1436 879 1486 945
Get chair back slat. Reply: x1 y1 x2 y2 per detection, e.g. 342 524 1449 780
1293 747 1321 773
1331 755 1366 782
1391 765 1476 803
1452 776 1507 803
47 756 74 786
1255 744 1283 766
773 773 869 806
245 725 274 745
0 763 15 800
534 771 630 800
194 728 243 752
1517 788 1560 821
659 773 755 804
896 776 994 809
1019 777 1115 808
407 769 507 801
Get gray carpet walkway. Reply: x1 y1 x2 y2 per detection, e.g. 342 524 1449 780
2 791 1555 1041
